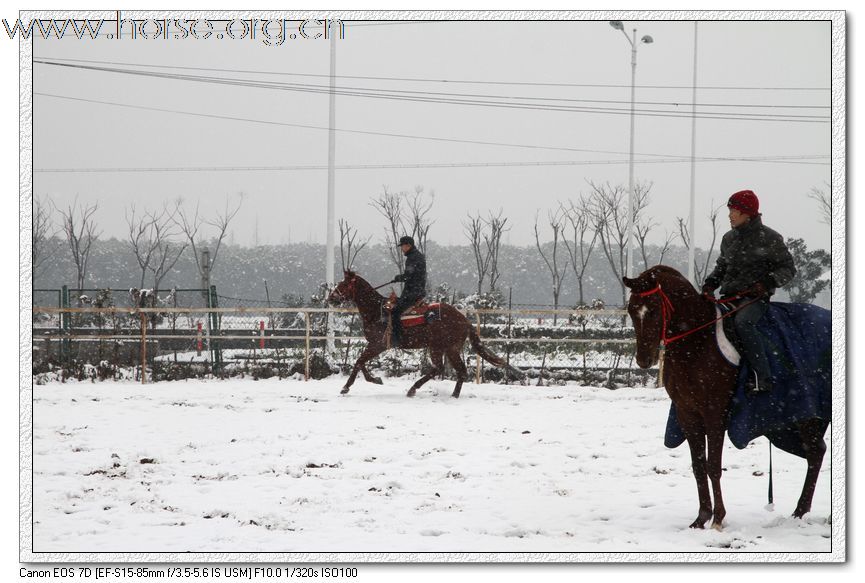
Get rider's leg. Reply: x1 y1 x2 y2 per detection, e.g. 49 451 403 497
733 298 771 391
391 295 415 347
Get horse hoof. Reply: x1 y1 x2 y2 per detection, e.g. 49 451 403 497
340 387 350 395
792 509 808 519
451 392 460 399
371 378 383 385
688 520 706 529
711 521 724 532
406 390 416 398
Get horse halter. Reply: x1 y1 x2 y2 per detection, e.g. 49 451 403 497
332 276 357 303
633 284 676 347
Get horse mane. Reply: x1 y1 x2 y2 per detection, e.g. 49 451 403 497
629 265 698 297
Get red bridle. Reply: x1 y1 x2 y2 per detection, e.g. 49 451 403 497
332 277 357 302
632 284 761 346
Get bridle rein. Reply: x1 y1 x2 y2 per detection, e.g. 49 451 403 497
633 284 763 347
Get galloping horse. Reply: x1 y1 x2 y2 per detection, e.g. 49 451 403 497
623 266 828 529
328 271 523 398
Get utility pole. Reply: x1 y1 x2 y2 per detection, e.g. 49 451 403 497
688 22 698 286
325 21 338 351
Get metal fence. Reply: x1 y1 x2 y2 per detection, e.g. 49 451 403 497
31 305 648 386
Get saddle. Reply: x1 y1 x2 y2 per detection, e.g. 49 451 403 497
383 292 441 328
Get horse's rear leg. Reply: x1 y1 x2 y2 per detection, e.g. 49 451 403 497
342 344 384 395
684 432 713 529
793 418 827 518
446 346 468 398
406 348 443 398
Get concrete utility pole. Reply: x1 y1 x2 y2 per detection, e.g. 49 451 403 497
688 22 698 286
325 21 338 351
326 23 337 293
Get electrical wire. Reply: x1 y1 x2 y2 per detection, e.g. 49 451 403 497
35 55 832 92
34 60 830 123
35 91 829 164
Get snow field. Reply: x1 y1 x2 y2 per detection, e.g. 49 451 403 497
32 377 832 555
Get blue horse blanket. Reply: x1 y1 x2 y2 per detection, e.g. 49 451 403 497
664 302 832 459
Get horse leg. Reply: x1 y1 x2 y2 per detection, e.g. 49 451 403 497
446 346 468 398
342 344 384 395
706 425 728 530
793 418 827 518
684 431 713 529
406 348 443 398
361 365 383 385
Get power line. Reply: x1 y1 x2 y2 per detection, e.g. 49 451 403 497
34 60 830 124
34 57 831 91
35 91 829 163
36 55 831 92
33 156 829 174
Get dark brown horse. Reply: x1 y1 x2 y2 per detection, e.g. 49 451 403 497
623 266 827 529
328 271 523 398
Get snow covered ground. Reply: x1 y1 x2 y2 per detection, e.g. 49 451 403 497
31 377 833 556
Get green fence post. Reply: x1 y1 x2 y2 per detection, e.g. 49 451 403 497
60 285 70 363
209 285 223 372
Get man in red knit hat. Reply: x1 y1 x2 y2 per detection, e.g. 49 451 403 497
702 189 796 393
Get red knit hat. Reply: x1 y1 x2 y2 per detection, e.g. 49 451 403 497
727 189 760 216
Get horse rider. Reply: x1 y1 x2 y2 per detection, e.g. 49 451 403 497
701 189 796 393
390 235 427 347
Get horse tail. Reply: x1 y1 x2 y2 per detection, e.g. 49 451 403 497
468 325 526 380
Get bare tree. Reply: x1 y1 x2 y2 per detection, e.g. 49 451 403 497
635 219 677 272
533 209 568 324
464 209 509 296
370 187 406 272
561 197 597 305
58 198 100 291
175 195 242 280
338 218 370 272
484 210 509 293
148 208 187 291
406 186 435 254
677 201 724 285
371 185 435 274
807 182 831 226
588 181 651 305
464 213 491 296
33 195 58 281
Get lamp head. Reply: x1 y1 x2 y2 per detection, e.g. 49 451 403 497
641 35 654 44
609 20 624 30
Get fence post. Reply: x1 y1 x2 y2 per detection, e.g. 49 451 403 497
140 312 147 384
304 311 311 381
60 285 70 364
475 311 482 385
209 285 223 372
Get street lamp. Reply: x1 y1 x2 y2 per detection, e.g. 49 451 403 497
609 21 653 278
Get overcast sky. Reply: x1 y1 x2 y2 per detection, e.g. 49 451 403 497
32 16 832 254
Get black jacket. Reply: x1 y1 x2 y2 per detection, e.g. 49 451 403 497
704 215 795 297
394 247 427 298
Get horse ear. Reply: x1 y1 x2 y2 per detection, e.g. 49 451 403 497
623 276 634 289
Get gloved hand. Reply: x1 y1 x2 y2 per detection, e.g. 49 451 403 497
392 274 404 283
746 281 769 298
701 284 716 299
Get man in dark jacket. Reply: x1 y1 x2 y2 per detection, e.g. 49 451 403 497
390 236 427 347
702 190 796 393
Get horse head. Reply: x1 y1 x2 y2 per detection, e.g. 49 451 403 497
328 271 361 305
623 266 694 368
